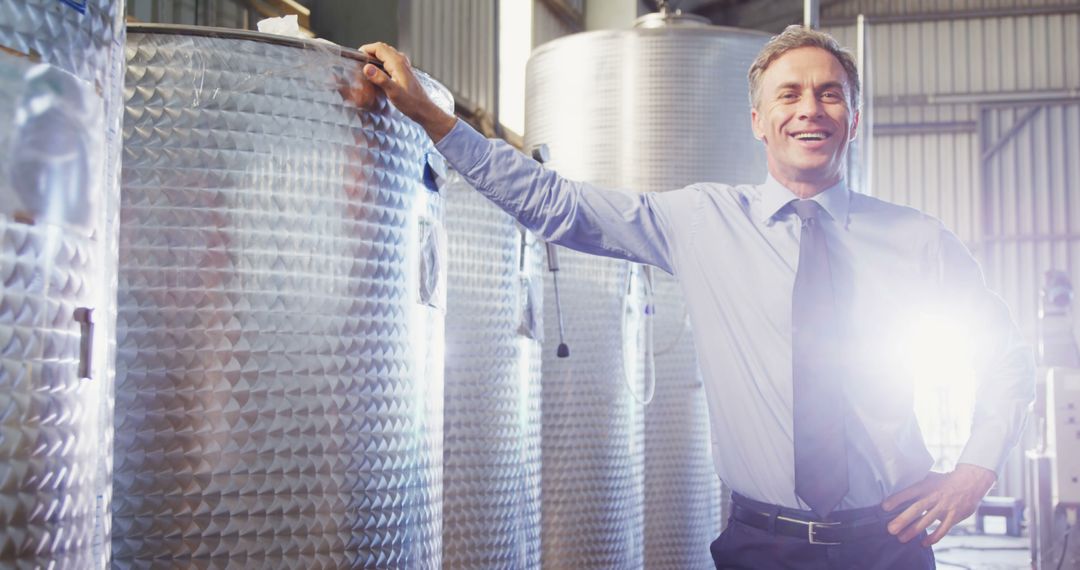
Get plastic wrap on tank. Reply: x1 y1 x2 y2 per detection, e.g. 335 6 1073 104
441 171 544 569
0 0 125 567
1 59 102 229
113 26 452 569
525 21 768 569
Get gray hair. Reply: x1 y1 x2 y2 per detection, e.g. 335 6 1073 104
747 25 861 111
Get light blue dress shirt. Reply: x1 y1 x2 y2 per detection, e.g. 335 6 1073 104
435 119 1035 510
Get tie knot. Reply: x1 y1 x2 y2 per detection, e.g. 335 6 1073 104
790 200 824 225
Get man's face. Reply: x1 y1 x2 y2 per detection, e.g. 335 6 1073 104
751 46 859 188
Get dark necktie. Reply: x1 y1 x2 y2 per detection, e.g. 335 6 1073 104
790 199 849 519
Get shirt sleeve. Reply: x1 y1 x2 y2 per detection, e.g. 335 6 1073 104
434 119 691 274
934 227 1036 474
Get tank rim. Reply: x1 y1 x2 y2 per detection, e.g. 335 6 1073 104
127 23 378 66
126 23 451 108
530 24 773 60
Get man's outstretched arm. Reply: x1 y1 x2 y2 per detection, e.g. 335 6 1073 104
354 42 694 273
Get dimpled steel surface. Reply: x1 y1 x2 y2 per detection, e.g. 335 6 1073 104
537 251 646 569
526 32 649 569
0 0 124 568
113 30 448 569
0 0 125 91
442 173 543 569
526 25 768 569
647 273 728 569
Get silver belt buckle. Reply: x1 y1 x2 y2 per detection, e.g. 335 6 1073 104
807 520 842 545
779 515 842 545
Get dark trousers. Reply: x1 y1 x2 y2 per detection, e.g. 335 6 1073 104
711 498 936 570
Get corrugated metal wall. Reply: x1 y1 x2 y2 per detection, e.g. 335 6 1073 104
534 2 578 48
401 1 580 134
982 103 1080 339
824 10 1080 295
823 0 1080 21
402 0 497 121
875 130 982 242
127 0 251 27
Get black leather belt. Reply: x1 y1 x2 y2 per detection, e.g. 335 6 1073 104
731 494 896 546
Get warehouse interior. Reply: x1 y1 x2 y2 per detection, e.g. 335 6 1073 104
2 0 1079 568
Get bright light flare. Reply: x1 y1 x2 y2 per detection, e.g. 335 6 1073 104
901 313 978 469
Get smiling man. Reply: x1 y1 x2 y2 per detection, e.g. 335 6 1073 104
357 25 1034 569
752 44 855 197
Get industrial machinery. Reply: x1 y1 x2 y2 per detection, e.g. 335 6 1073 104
113 25 451 568
1030 270 1080 569
0 1 124 567
525 8 768 568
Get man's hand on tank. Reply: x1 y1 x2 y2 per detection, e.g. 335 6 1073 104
882 463 996 547
357 42 457 142
338 70 378 110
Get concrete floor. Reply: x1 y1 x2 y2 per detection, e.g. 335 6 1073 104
934 520 1031 570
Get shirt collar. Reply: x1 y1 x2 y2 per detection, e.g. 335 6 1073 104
755 174 850 228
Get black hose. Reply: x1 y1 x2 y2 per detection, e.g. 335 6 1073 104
1056 524 1072 570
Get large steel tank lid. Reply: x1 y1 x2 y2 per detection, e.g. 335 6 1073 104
530 21 771 59
126 23 454 114
127 23 374 62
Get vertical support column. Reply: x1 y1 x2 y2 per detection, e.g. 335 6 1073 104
854 13 872 195
803 0 819 29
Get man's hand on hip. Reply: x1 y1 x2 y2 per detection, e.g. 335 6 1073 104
881 463 996 547
353 42 457 142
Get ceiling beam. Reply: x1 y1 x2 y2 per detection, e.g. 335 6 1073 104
688 0 852 31
689 0 801 31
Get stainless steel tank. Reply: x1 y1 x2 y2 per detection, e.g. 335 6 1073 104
113 25 452 569
539 250 647 570
525 13 768 569
646 274 731 567
441 172 544 569
0 1 124 567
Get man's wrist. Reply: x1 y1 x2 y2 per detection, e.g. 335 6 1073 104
419 108 457 143
955 462 996 477
954 462 997 491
